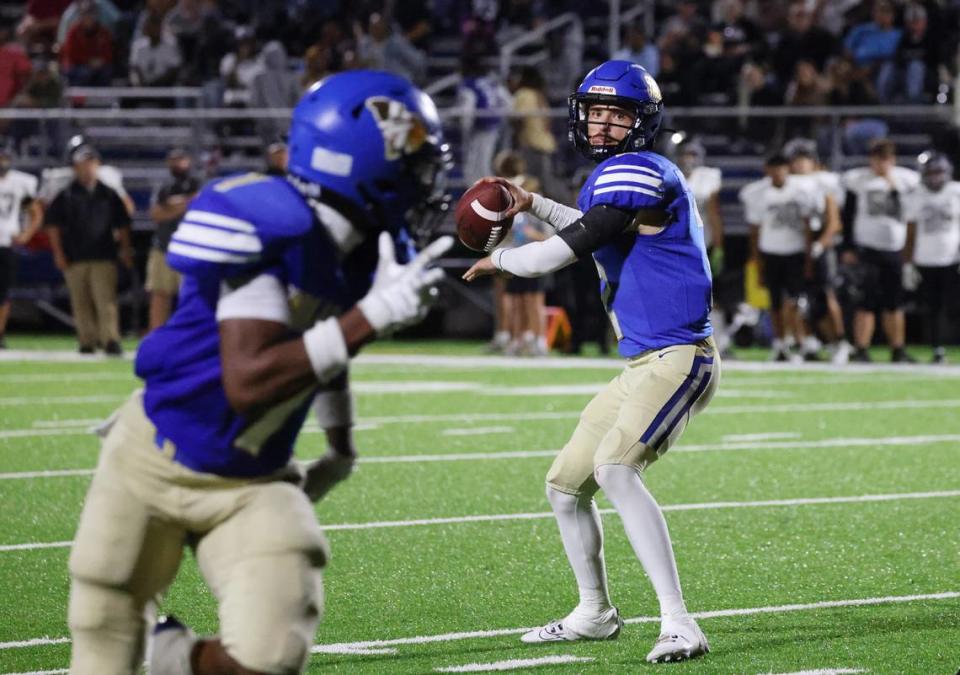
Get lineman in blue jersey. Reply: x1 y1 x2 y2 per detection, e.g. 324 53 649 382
465 61 718 664
67 71 453 675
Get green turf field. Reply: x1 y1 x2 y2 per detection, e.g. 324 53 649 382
1 339 959 674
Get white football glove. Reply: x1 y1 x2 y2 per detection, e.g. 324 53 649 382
358 232 453 335
902 262 921 292
301 451 356 502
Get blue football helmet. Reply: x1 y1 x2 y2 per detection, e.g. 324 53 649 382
568 60 664 162
287 70 452 244
917 150 953 191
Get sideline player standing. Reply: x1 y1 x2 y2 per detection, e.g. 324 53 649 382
740 154 818 362
0 146 42 349
465 60 717 663
783 138 852 364
904 152 960 364
67 71 453 675
841 138 919 363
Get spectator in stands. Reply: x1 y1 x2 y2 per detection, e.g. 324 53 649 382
713 0 765 69
510 65 561 199
840 138 919 363
17 0 72 54
843 0 901 70
826 56 886 155
771 1 837 87
878 3 938 103
250 41 300 144
146 147 198 331
185 2 233 87
356 12 427 84
612 22 659 77
300 43 333 91
60 0 114 86
457 50 511 185
128 13 182 87
131 0 175 43
737 61 781 149
0 147 42 349
0 22 33 110
8 56 65 153
44 142 132 355
395 0 433 51
696 27 739 103
219 25 259 106
783 59 829 139
57 0 121 45
263 138 287 176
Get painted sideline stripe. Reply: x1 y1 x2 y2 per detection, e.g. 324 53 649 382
5 670 68 675
2 433 958 479
3 490 958 553
1 591 954 658
767 669 866 675
435 655 594 672
4 349 960 376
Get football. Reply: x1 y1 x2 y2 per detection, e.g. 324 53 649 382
454 182 514 252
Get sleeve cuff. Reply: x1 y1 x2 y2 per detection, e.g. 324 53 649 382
302 317 349 382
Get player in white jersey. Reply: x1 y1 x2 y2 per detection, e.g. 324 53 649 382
903 151 960 363
741 154 818 362
840 139 920 363
0 147 42 349
783 138 852 364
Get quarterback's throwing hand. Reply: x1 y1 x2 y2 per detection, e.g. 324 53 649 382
473 176 532 218
358 232 453 335
462 256 498 282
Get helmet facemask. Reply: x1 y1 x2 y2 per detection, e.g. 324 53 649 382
568 93 662 162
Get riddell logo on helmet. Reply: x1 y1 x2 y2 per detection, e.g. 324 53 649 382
365 97 428 161
588 85 617 95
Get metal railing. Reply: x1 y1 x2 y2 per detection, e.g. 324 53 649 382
499 12 583 79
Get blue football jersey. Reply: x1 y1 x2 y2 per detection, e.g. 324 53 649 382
577 151 712 356
135 174 366 477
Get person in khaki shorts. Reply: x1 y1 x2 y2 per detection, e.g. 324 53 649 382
45 143 132 355
67 71 454 675
465 60 718 664
146 147 199 331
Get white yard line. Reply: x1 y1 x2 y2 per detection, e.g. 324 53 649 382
1 591 954 662
2 490 958 553
5 670 69 675
722 432 802 442
2 432 958 479
434 655 595 672
441 426 516 437
794 671 865 675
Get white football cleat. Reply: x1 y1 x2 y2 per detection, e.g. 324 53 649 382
521 607 623 644
148 615 196 675
645 618 710 664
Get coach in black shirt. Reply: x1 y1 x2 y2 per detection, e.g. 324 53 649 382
45 144 132 355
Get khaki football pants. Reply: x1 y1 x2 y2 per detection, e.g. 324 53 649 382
547 338 720 496
68 392 328 675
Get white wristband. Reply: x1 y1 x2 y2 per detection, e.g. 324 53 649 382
313 388 354 428
302 317 348 382
491 248 505 271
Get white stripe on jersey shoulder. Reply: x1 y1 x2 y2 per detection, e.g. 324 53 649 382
594 172 663 188
173 223 262 253
600 163 661 178
593 184 661 199
183 209 256 233
168 241 255 264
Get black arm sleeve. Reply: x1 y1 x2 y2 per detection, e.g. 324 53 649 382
556 204 637 258
841 190 857 250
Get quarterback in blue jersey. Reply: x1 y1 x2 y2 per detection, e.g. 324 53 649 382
465 60 718 663
67 71 453 675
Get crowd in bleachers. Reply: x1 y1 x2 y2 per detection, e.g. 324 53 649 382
0 1 958 359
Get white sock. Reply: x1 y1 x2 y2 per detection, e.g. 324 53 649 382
494 330 510 346
594 464 688 622
546 486 612 616
522 330 535 345
537 336 548 352
771 338 785 352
